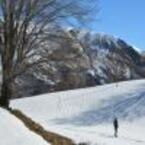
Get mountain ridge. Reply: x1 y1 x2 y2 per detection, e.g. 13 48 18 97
4 27 145 98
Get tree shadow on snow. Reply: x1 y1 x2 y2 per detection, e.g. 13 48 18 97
53 91 145 126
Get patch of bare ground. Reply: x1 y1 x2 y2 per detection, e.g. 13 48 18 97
10 109 79 145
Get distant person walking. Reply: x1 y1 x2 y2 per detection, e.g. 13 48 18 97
113 117 119 137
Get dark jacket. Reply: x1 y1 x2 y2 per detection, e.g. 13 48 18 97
113 118 119 129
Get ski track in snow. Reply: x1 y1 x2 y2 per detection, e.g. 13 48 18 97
11 79 145 145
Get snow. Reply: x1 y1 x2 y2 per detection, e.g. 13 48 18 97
0 108 49 145
133 45 142 54
11 79 145 145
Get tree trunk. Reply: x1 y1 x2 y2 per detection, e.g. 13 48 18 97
0 81 11 108
0 57 13 108
0 7 14 108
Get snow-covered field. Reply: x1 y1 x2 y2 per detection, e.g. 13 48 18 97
11 79 145 145
0 108 49 145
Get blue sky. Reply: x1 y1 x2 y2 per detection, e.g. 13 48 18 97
90 0 145 50
0 0 144 50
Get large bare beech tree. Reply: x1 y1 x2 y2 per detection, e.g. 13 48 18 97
0 0 98 108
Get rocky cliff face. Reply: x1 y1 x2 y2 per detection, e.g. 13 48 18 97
70 29 145 82
13 28 145 98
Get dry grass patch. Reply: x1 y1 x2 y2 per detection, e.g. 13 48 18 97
10 109 76 145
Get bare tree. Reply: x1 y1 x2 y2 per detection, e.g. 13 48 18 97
0 0 99 108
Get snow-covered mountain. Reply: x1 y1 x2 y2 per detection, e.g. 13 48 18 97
70 29 145 74
11 79 145 145
13 27 145 98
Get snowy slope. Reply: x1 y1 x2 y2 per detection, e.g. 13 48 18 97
0 108 49 145
11 79 145 145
